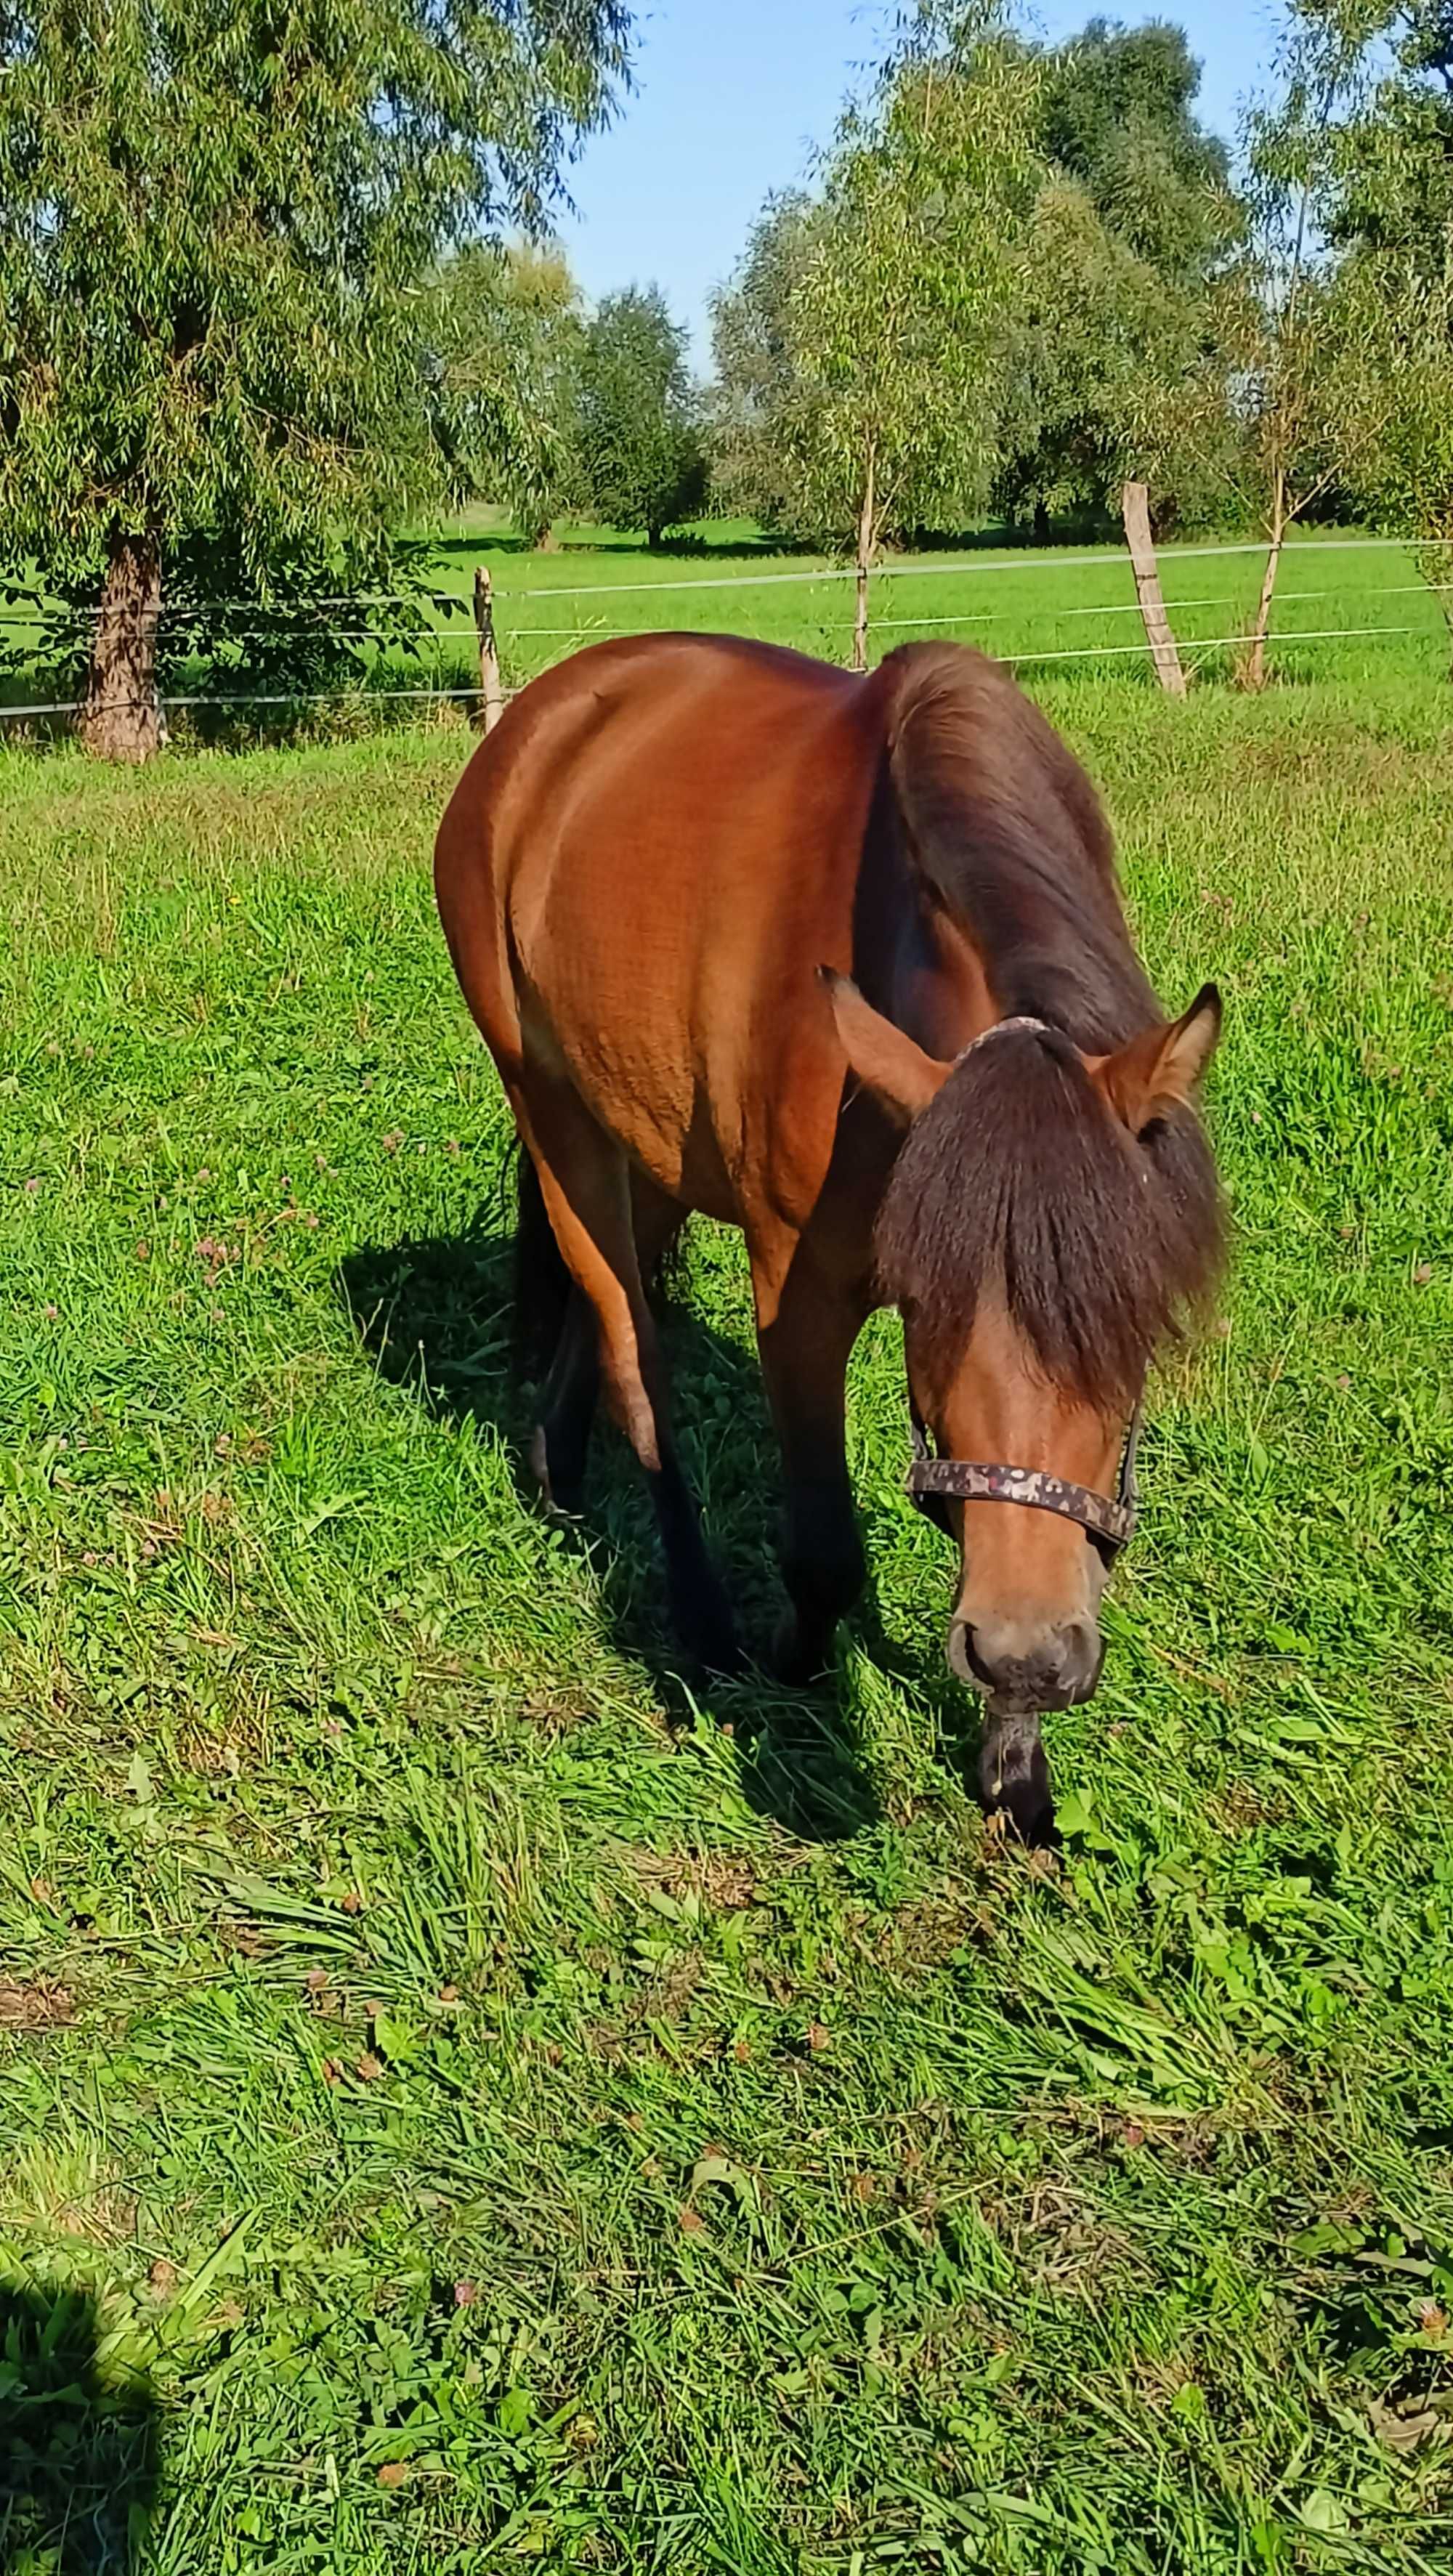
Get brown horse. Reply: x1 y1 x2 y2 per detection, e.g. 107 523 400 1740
434 633 1223 1834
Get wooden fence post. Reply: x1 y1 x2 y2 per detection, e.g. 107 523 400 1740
1120 481 1186 698
473 565 505 731
852 558 870 673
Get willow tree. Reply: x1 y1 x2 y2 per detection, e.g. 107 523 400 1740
995 20 1244 540
708 191 828 532
572 285 706 546
1348 275 1453 665
425 242 586 546
1229 1 1453 686
0 2 629 758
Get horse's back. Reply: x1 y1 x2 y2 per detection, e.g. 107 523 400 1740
434 630 1136 1220
435 634 886 1214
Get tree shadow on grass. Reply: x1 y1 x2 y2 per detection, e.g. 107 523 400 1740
425 528 800 568
338 1220 886 1842
0 2283 159 2575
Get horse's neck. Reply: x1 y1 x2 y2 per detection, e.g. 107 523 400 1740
884 659 1156 1050
891 903 999 1061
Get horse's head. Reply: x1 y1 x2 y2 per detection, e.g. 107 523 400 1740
822 973 1223 1834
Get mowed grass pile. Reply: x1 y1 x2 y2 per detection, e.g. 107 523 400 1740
2 665 1453 2575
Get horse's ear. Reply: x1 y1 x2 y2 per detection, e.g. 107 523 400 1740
1088 984 1222 1135
818 968 951 1126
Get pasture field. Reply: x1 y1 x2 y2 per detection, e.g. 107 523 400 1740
418 519 1453 700
3 640 1453 2573
4 519 1452 719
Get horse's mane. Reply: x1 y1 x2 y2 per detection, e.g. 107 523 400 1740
873 645 1223 1409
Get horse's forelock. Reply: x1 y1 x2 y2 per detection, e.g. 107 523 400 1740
873 1027 1223 1411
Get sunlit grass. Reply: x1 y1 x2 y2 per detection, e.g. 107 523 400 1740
2 660 1452 2570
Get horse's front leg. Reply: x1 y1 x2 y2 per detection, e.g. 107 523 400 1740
751 1239 870 1685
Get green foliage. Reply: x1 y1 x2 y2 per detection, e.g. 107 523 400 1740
708 191 828 530
996 177 1239 538
995 19 1244 534
1040 17 1234 285
789 1 1042 555
0 1 629 705
571 285 705 545
713 10 1245 553
1345 268 1453 634
1253 0 1453 281
424 242 586 545
1205 241 1383 558
712 2 1043 555
1255 2 1453 630
4 616 1453 2564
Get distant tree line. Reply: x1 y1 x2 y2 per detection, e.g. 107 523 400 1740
4 0 1452 756
416 0 1453 688
705 0 1453 675
426 262 705 551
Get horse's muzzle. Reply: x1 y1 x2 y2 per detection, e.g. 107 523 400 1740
947 1613 1104 1710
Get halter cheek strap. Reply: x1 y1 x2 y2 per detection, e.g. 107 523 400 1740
903 1010 1142 1557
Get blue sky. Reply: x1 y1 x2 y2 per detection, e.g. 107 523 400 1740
554 0 1282 362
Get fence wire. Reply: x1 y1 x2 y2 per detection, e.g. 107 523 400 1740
2 536 1446 726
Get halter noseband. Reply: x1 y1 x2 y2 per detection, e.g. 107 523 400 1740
902 1013 1142 1558
906 1406 1142 1554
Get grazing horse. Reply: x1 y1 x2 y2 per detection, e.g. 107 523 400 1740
434 634 1223 1833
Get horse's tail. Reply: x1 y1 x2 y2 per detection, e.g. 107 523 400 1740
512 1143 571 1384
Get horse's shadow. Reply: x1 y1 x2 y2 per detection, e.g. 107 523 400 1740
0 2282 159 2573
337 1221 977 1842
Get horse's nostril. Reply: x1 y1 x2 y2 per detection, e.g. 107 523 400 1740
946 1619 977 1685
950 1616 1102 1706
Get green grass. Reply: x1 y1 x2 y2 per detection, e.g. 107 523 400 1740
379 519 1452 702
3 654 1453 2572
441 522 1452 700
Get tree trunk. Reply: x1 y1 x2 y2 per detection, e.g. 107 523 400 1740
1120 482 1186 697
81 532 164 761
852 447 876 675
1243 471 1287 692
1436 553 1453 681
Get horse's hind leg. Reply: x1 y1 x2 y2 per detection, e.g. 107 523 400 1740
521 1080 739 1672
527 1170 684 1515
514 1148 598 1511
530 1289 599 1512
751 1234 869 1685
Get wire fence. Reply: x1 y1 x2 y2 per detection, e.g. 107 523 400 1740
2 534 1448 729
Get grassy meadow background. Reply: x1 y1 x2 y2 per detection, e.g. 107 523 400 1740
3 534 1453 2572
3 518 1451 721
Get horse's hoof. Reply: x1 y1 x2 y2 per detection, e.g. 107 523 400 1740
527 1424 582 1515
674 1580 744 1679
771 1611 831 1688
